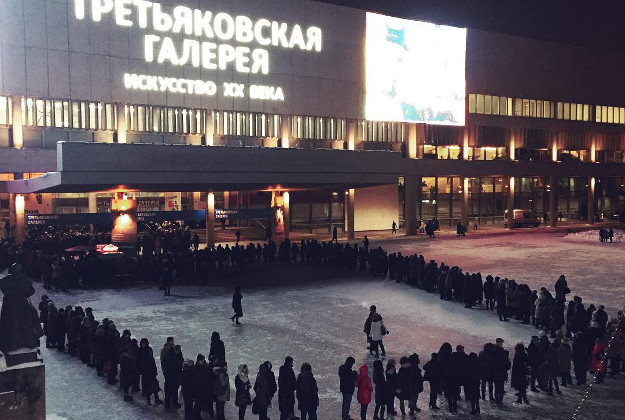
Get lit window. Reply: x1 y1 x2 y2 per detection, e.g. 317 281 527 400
602 106 608 123
514 98 522 116
484 95 492 114
537 100 543 118
577 104 582 121
492 96 499 115
499 96 507 115
563 103 570 120
476 94 484 114
608 106 614 123
468 94 476 113
507 97 513 116
544 101 551 118
556 102 563 119
595 106 601 122
530 99 536 117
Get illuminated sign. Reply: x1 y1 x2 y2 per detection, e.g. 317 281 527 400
73 0 324 102
365 13 466 125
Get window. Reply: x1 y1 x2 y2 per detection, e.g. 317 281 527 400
484 95 492 114
563 102 570 120
499 96 508 116
468 94 476 114
583 104 590 121
476 94 484 114
492 96 500 115
0 96 10 125
514 98 522 116
537 100 543 118
522 99 529 117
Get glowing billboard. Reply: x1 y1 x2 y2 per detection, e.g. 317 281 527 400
365 13 467 125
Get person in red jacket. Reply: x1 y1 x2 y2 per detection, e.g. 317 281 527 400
590 338 608 383
355 365 373 420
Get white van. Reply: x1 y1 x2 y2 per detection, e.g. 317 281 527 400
503 209 541 228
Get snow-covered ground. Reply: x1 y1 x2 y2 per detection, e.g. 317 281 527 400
378 230 625 316
38 275 624 420
564 229 625 243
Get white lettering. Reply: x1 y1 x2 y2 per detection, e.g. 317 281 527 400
201 42 218 70
253 19 271 46
132 0 152 28
175 79 186 93
179 39 200 67
235 47 250 73
172 6 193 35
217 44 236 70
157 37 179 65
223 83 245 98
306 27 322 51
235 16 254 43
74 0 86 19
144 34 160 62
213 13 235 40
92 0 114 22
271 21 289 48
288 24 306 49
251 49 269 74
152 3 173 32
250 85 285 101
124 73 218 96
114 0 133 27
193 10 214 38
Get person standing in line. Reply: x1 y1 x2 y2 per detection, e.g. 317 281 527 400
396 356 412 416
163 344 184 409
213 361 230 420
364 305 376 353
384 359 398 415
339 357 357 420
423 353 442 410
372 360 387 420
572 333 588 385
408 353 424 414
391 221 397 234
209 331 226 362
559 337 573 387
231 286 243 325
511 343 530 404
137 338 163 405
465 353 482 414
545 341 562 395
492 338 511 405
235 364 252 420
355 364 373 420
254 361 277 420
279 356 297 420
296 362 319 420
180 359 195 420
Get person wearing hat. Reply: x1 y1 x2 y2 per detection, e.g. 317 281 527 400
492 338 511 405
559 337 573 387
235 364 252 420
296 362 319 420
339 357 357 420
180 359 195 420
279 356 296 420
163 344 184 409
193 354 210 419
511 342 529 404
527 336 542 392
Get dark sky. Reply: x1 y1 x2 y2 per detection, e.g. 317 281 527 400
314 0 625 54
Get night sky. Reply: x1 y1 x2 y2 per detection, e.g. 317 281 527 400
314 0 625 53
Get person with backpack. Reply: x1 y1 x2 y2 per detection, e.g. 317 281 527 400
296 362 319 420
355 365 373 420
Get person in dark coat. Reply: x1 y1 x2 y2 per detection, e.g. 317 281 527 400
254 361 277 420
278 356 297 420
120 339 139 402
372 360 387 420
492 338 511 405
572 333 588 385
296 362 319 420
408 353 424 414
339 357 357 420
465 353 481 415
396 356 412 416
496 283 509 321
104 323 120 385
231 286 243 324
235 364 252 420
527 336 542 392
444 349 462 413
180 359 195 420
193 354 211 420
137 338 163 405
78 316 91 365
511 343 530 404
163 344 184 409
423 353 442 410
478 342 495 400
545 341 561 395
209 331 226 362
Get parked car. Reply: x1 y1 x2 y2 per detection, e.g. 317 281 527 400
503 209 541 228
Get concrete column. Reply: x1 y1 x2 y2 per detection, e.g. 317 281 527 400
509 132 516 160
88 193 97 213
283 191 290 240
280 115 290 148
404 175 418 235
344 189 355 240
549 176 558 227
11 97 23 149
116 104 127 143
205 110 214 146
588 177 595 224
14 194 25 244
461 177 469 227
192 192 201 210
206 192 215 248
506 177 515 229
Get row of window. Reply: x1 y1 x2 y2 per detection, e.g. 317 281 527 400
469 94 625 124
21 97 117 131
217 111 281 138
125 104 203 135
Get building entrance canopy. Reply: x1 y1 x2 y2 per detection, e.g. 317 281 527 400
1 142 404 194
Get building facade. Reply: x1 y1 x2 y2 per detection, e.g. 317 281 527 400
0 0 624 241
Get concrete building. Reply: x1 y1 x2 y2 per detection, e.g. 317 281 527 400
0 0 624 244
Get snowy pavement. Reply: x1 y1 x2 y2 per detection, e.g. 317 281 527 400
39 275 624 420
375 230 625 316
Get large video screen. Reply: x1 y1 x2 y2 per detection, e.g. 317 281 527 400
365 13 467 125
